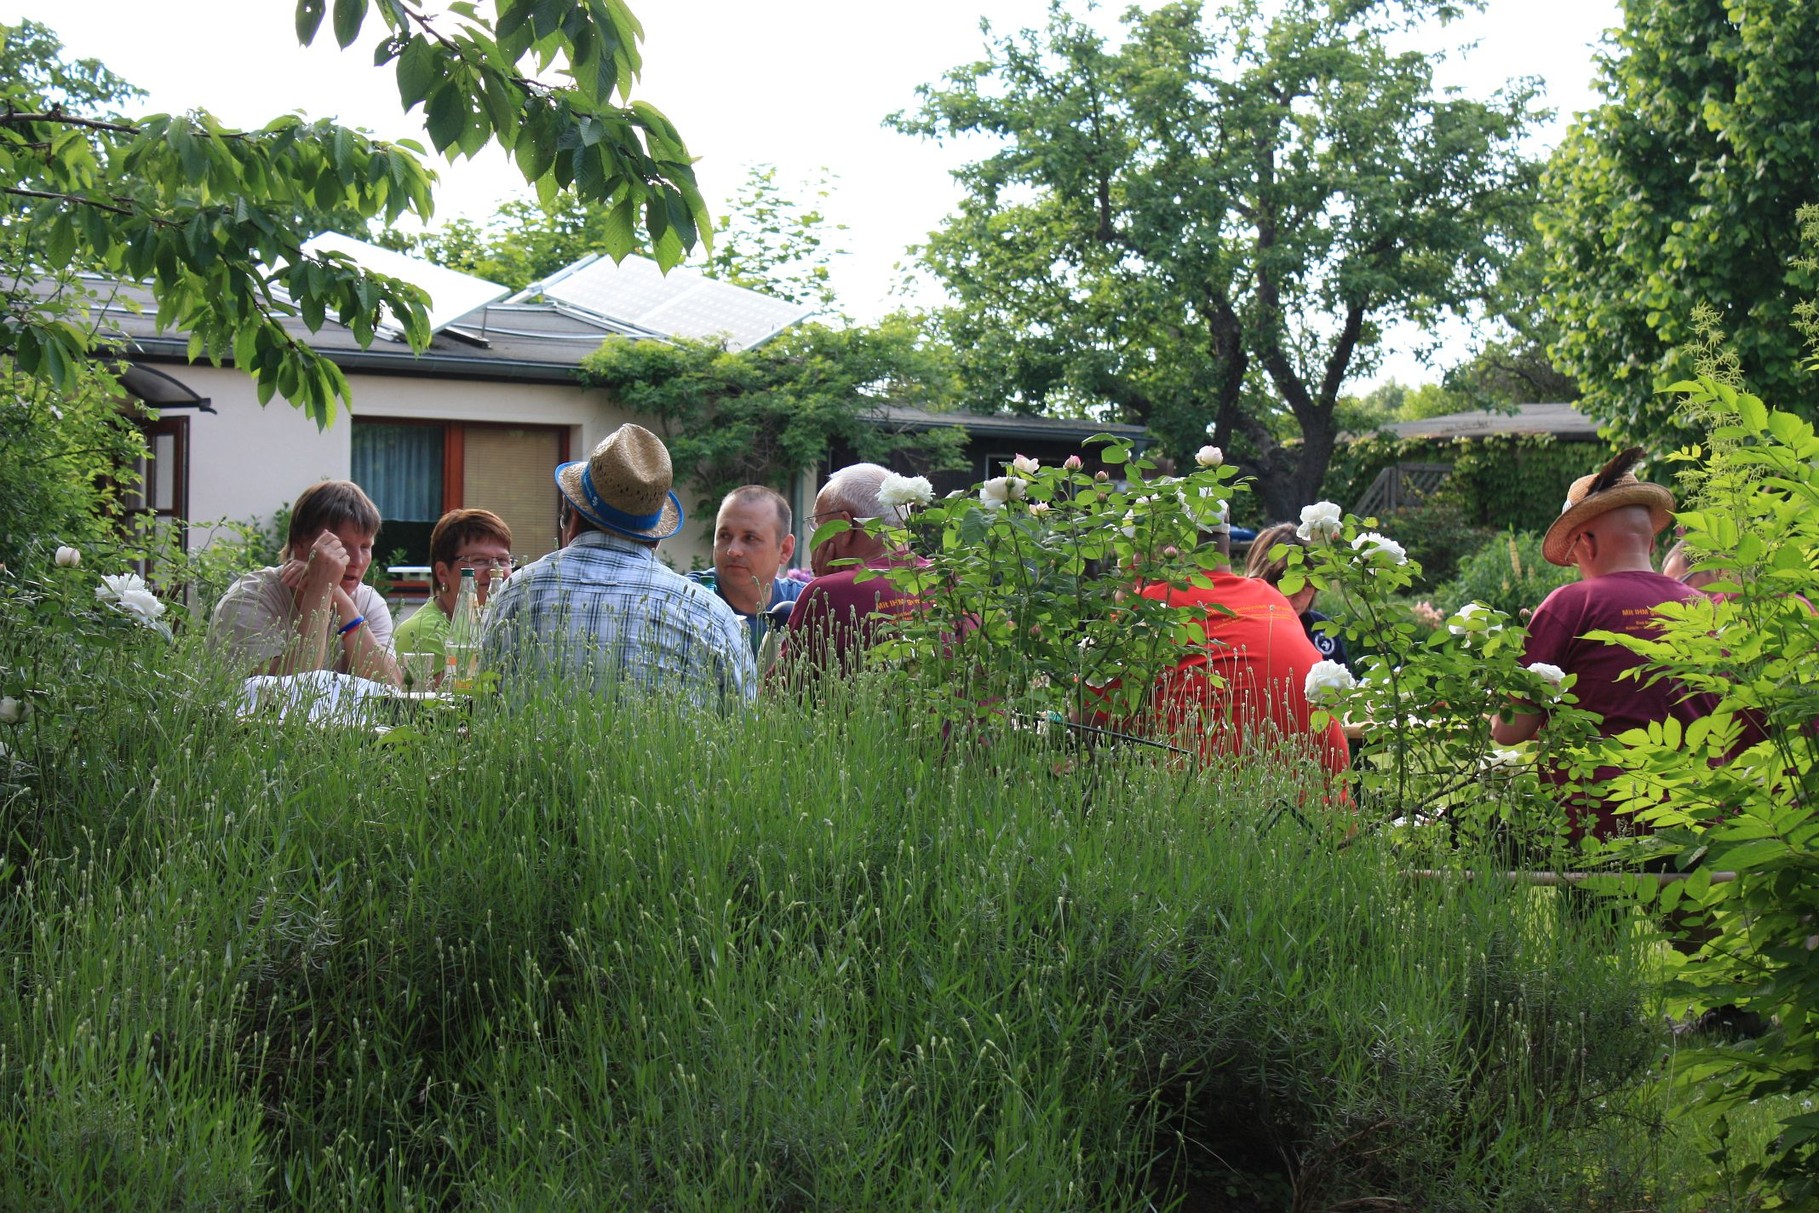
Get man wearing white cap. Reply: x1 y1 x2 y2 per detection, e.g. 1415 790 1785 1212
1491 448 1718 841
482 424 756 705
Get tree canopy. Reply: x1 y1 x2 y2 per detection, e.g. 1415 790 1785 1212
407 163 848 308
1 1 705 427
1538 0 1819 447
892 0 1540 521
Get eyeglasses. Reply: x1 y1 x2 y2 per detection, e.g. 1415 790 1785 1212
453 555 517 570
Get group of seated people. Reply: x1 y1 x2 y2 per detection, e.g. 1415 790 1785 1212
209 427 1738 835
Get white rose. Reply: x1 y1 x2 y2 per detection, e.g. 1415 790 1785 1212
96 572 149 604
1029 501 1052 516
1304 659 1358 702
877 473 934 510
1296 501 1344 542
1447 602 1500 636
116 587 166 622
0 696 25 725
979 476 1026 511
54 545 81 568
1526 662 1566 688
1481 747 1526 770
1195 444 1223 468
1351 532 1408 566
1063 455 1084 472
1011 453 1039 476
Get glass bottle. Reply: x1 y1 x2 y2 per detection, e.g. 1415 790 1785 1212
444 567 481 693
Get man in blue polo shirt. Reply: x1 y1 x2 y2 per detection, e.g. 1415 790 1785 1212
688 485 805 659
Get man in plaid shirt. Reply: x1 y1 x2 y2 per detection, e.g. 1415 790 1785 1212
482 425 756 706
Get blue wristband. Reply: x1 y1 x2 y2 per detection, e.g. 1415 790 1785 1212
337 615 366 636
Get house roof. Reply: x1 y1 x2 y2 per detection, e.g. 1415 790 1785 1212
83 277 652 385
1380 402 1597 441
514 253 817 351
77 239 817 386
871 404 1148 445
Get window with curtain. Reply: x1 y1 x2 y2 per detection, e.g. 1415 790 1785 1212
352 422 445 565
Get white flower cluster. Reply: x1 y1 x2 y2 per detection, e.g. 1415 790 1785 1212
1304 659 1357 702
877 473 934 511
1447 602 1500 636
978 476 1029 511
1351 532 1408 566
96 572 167 627
1296 501 1343 542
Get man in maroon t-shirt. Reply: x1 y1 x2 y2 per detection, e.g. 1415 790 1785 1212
1492 449 1716 840
779 463 930 678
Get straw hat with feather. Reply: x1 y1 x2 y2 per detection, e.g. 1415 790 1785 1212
1541 447 1675 566
555 424 684 541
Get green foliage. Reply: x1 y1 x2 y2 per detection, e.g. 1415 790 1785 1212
409 162 847 307
702 163 848 311
0 357 148 571
402 195 621 290
892 0 1542 521
1433 529 1578 621
1280 511 1604 841
0 588 1674 1208
867 442 1240 728
1325 432 1594 541
1586 377 1819 1202
1 6 704 428
1538 1 1819 448
578 318 966 539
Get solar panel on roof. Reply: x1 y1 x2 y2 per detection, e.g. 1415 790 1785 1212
302 231 510 336
530 253 815 351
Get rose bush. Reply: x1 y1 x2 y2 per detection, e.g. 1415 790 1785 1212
857 436 1238 731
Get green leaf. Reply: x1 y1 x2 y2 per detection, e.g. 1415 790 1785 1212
295 0 327 44
332 0 366 48
1737 393 1769 434
396 36 438 109
425 84 465 152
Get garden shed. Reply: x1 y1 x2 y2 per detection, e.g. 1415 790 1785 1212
1336 402 1606 534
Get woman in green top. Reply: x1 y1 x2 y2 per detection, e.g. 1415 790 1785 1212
393 509 514 687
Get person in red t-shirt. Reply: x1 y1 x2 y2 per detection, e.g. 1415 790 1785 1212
1493 449 1718 841
1136 520 1351 779
778 463 931 679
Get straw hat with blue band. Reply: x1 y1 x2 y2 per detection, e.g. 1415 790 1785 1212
555 424 685 541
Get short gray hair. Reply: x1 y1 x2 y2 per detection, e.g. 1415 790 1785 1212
820 462 907 524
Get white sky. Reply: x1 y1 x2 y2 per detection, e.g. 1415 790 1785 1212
7 0 1620 385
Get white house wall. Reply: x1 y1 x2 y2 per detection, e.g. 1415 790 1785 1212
166 364 713 571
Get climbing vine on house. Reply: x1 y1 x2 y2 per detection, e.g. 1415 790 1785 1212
577 318 968 538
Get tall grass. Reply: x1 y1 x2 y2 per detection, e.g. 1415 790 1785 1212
0 634 1697 1210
